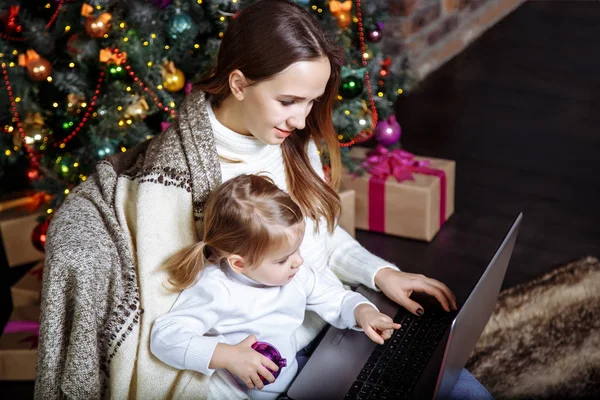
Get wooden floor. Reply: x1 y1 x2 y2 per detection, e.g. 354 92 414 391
3 0 600 396
359 0 600 304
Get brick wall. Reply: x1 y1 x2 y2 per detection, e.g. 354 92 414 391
384 0 527 79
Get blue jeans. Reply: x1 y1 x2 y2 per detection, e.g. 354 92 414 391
449 369 493 400
294 350 493 400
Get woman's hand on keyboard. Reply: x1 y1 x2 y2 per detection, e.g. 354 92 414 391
374 269 458 316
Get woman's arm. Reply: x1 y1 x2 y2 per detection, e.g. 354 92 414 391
327 225 399 289
306 141 457 315
305 140 399 289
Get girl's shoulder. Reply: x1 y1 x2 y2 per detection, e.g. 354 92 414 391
196 263 228 283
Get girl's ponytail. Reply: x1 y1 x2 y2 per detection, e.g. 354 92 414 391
163 242 209 291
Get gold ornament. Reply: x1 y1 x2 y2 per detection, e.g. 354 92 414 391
18 50 52 81
161 61 186 92
67 93 86 115
21 112 46 145
124 97 150 119
329 0 353 29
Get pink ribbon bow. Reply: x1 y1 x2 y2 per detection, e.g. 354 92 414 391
362 144 431 182
360 145 447 232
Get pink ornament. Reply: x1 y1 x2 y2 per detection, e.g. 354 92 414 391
184 82 193 94
161 121 171 132
251 341 287 385
375 115 401 146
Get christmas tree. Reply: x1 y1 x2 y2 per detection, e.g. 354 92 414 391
0 0 413 216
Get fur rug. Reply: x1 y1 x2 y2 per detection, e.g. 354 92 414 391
466 256 600 399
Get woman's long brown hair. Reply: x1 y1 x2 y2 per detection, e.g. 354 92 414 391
196 0 343 232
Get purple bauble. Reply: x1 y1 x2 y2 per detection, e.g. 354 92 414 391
367 22 384 43
153 0 173 8
375 115 402 146
251 341 287 385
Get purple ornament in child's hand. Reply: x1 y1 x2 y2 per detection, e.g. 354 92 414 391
375 115 402 146
251 341 287 385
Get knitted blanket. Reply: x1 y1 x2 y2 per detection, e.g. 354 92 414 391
36 91 241 399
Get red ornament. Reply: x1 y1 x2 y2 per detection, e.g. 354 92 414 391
3 5 23 34
32 219 50 253
26 167 40 181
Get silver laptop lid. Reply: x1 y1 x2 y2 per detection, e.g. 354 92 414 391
433 213 522 399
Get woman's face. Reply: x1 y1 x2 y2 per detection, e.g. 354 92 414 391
240 57 331 145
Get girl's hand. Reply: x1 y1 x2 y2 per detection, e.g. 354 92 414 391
374 268 458 316
213 335 279 389
354 304 401 345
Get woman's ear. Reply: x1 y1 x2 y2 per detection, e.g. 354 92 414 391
229 69 248 101
227 254 247 274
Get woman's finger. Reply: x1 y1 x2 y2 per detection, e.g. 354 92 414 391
402 297 425 316
412 280 452 312
424 278 458 310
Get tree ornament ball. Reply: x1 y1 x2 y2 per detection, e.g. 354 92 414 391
251 342 287 385
107 63 126 80
153 0 173 8
339 76 363 98
375 115 402 146
367 27 382 42
85 14 111 38
168 12 193 39
163 67 186 92
32 219 50 253
27 57 52 81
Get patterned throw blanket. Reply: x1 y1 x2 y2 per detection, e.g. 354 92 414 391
36 91 240 399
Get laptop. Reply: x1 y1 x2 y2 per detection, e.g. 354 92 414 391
287 213 522 400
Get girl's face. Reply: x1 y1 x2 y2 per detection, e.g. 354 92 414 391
243 222 305 286
239 57 331 145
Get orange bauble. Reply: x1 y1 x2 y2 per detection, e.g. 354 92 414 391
84 13 112 38
27 57 52 81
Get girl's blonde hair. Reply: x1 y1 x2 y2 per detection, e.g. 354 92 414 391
164 174 304 290
195 0 342 232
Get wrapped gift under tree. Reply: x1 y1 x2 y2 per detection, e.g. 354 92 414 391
1 264 42 381
0 304 40 381
342 146 455 242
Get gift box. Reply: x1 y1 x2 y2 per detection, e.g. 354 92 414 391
338 189 356 238
0 194 49 268
0 304 40 380
10 262 44 309
341 146 455 242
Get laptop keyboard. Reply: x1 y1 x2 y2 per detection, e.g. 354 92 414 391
345 308 454 400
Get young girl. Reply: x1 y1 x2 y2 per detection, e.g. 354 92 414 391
150 174 400 400
39 1 485 399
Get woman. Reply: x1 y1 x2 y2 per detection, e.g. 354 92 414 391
37 1 489 399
